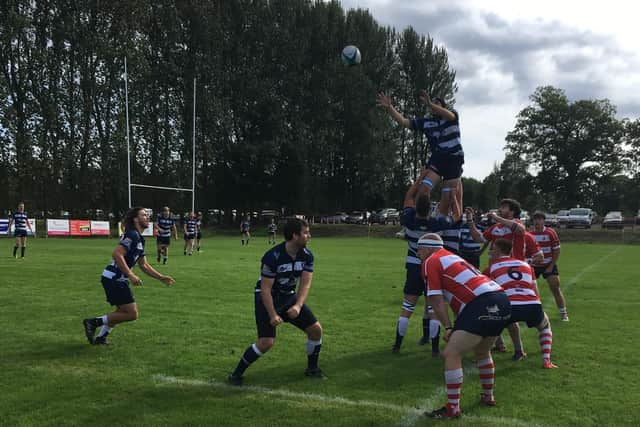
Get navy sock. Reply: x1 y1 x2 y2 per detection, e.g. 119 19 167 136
13 246 18 257
21 247 25 257
233 344 262 376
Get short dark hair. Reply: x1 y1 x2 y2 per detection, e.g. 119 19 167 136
493 238 512 256
416 194 431 217
284 218 309 240
123 207 145 230
500 198 521 218
532 211 546 220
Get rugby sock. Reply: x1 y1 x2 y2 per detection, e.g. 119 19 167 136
96 315 108 326
241 240 244 245
477 357 495 400
97 324 112 338
13 246 18 257
559 307 568 317
21 247 25 257
306 339 322 369
445 368 463 414
539 326 553 364
395 316 409 348
233 344 262 376
422 313 429 339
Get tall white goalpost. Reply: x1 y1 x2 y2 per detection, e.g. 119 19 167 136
124 57 197 213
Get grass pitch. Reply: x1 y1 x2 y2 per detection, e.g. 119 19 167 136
1 235 639 426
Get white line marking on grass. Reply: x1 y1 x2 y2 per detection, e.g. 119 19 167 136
153 374 411 413
562 246 621 292
397 386 443 427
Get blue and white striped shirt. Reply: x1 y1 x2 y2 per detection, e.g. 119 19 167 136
411 110 463 157
157 216 174 238
12 211 29 231
401 207 451 267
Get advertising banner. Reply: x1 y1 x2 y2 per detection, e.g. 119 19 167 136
142 222 154 236
0 219 8 235
70 220 91 236
47 219 70 236
90 221 110 236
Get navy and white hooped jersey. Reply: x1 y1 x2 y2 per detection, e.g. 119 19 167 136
184 219 197 234
268 223 277 233
436 221 462 254
411 110 463 157
460 222 484 253
241 221 251 232
255 242 314 295
401 207 451 267
156 216 175 238
12 211 29 231
102 229 146 282
196 219 202 230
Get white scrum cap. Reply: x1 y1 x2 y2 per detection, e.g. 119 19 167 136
417 233 443 248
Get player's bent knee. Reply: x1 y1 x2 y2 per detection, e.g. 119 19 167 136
306 322 322 338
256 338 275 352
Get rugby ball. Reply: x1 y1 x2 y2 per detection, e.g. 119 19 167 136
341 45 361 66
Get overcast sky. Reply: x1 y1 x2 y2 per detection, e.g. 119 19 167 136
339 0 640 179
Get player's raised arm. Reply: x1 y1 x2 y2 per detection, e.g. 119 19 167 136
377 92 411 128
488 212 525 235
465 208 485 243
420 90 456 121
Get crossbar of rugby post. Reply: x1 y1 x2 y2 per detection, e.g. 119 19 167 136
130 183 195 192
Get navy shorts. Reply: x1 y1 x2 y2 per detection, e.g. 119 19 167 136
157 236 171 245
255 293 318 338
453 291 511 337
534 264 559 278
184 233 195 241
14 229 28 237
509 304 545 328
404 266 426 296
196 232 202 239
459 251 480 269
101 276 135 306
427 155 464 181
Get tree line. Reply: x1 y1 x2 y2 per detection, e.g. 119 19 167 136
1 0 638 219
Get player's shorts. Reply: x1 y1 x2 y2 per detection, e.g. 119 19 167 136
426 154 464 181
459 251 480 268
196 232 202 239
157 236 171 246
509 303 545 328
184 233 195 240
268 231 276 236
533 264 559 278
403 266 426 296
453 291 511 337
101 276 135 306
241 229 250 235
14 229 28 237
255 293 318 338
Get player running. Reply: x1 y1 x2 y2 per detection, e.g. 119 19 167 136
486 239 558 368
183 212 197 256
228 218 324 385
154 207 178 264
82 207 175 345
418 234 511 419
8 202 34 258
531 212 569 321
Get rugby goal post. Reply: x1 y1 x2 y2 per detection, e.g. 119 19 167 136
124 57 197 212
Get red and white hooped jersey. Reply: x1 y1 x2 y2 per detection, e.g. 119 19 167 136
486 256 540 305
423 248 503 315
530 227 560 265
524 232 543 262
483 221 526 260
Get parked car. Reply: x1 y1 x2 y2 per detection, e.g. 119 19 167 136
370 208 400 225
321 212 348 224
544 213 559 227
602 211 624 229
556 209 570 227
566 207 594 229
345 210 369 224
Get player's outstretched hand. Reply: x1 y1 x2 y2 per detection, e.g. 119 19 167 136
160 275 175 286
286 305 301 319
419 90 431 106
376 92 392 110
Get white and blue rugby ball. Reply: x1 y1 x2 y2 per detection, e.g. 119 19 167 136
341 45 361 66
